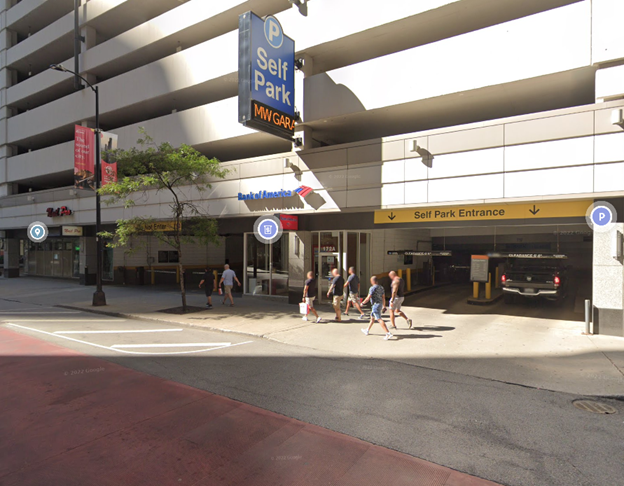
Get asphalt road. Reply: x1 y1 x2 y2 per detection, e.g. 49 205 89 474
1 299 623 486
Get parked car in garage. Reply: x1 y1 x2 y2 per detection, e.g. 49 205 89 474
501 255 568 303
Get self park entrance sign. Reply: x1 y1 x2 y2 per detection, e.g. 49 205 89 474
374 200 593 224
239 12 296 140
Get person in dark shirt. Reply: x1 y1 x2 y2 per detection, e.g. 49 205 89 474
343 266 366 319
198 267 217 308
302 271 321 323
327 268 345 321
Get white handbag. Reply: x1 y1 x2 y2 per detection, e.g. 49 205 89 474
299 302 309 315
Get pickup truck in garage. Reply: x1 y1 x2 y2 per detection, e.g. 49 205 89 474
501 255 568 304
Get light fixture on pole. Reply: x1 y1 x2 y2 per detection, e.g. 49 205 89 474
50 63 106 306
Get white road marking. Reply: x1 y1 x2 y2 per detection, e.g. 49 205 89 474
8 320 127 323
111 342 230 348
55 328 182 334
0 311 80 314
5 323 252 356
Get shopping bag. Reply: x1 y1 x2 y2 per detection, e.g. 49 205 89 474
299 302 309 315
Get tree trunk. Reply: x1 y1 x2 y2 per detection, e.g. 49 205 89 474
179 261 187 311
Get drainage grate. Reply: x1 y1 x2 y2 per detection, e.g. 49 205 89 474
573 400 618 414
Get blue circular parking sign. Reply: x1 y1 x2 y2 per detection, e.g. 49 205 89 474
586 201 617 233
264 16 284 49
591 206 613 227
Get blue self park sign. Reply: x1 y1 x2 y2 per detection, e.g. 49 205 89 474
239 12 296 140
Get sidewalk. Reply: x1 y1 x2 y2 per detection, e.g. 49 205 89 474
2 276 624 396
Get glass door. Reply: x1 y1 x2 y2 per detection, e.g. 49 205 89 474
244 233 290 296
319 252 340 301
271 236 289 296
246 236 270 295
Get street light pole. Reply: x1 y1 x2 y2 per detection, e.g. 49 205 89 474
92 85 106 306
50 64 106 306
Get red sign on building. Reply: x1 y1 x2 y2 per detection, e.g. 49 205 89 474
279 214 298 230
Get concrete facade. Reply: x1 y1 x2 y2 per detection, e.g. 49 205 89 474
1 0 624 332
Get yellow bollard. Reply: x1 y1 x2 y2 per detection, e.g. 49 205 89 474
485 273 492 300
473 282 479 299
406 268 411 291
495 267 500 289
398 269 403 279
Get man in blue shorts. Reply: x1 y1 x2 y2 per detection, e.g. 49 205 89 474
360 276 393 340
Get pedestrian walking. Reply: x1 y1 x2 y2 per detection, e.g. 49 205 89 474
302 271 322 323
326 268 345 321
219 264 241 307
198 266 217 308
360 276 393 340
343 266 366 319
388 271 413 329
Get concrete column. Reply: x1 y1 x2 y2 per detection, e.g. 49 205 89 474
79 236 97 285
0 4 16 199
294 54 319 151
2 237 19 278
592 223 624 336
80 25 97 85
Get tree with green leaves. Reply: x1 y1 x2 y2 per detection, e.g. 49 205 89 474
99 129 229 312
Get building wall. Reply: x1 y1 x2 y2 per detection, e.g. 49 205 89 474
593 223 624 337
1 0 618 201
2 99 624 234
112 235 225 268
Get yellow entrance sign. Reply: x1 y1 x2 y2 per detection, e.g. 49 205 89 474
374 200 592 224
142 221 180 232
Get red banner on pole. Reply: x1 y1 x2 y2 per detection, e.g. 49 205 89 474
100 131 118 186
101 160 117 186
74 126 118 189
74 125 95 190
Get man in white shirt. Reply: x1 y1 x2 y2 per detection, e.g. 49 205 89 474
219 264 241 307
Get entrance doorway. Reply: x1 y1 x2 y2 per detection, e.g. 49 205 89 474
244 233 289 297
313 231 371 303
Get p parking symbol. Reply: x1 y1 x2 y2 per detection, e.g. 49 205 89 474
586 202 617 233
264 16 284 49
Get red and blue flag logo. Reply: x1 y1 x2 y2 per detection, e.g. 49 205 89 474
294 185 313 198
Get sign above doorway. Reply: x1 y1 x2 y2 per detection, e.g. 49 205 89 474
375 200 593 224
